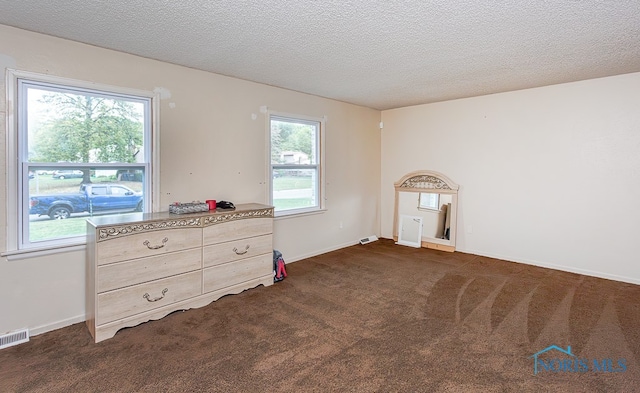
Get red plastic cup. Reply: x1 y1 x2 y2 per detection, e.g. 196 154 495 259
206 200 216 210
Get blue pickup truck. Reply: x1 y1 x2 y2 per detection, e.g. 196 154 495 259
29 183 143 219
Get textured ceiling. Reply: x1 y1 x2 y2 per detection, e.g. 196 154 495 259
1 1 639 110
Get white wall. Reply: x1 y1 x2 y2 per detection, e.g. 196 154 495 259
0 25 381 336
382 72 640 284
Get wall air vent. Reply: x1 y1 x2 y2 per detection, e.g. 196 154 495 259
0 328 30 350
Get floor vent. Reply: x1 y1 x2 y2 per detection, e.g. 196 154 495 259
359 235 379 245
0 329 30 350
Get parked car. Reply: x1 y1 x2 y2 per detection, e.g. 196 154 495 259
52 170 84 179
30 183 143 219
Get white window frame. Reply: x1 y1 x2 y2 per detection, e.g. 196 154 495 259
3 70 160 259
267 111 325 218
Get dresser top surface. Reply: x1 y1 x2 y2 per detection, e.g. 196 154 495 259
87 203 273 228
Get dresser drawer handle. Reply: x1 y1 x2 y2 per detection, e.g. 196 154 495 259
143 237 168 250
143 288 168 302
233 245 250 255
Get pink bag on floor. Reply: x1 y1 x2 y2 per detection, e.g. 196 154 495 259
273 250 288 282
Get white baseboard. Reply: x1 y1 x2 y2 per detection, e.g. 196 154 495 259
284 240 360 264
459 248 640 286
30 314 86 337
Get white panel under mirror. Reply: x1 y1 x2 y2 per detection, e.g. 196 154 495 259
393 170 459 252
397 215 423 248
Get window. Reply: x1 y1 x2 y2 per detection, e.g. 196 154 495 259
5 70 158 255
110 186 130 196
418 192 440 211
91 186 108 196
269 113 324 216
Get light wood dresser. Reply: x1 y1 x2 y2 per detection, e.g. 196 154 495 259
86 203 273 343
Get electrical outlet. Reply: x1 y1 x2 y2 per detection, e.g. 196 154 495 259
339 221 344 229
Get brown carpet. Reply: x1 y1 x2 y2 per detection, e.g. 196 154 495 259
2 239 639 392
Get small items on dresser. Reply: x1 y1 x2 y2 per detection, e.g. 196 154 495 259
169 200 235 213
168 201 209 214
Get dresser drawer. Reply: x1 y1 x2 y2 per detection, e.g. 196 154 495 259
97 270 202 325
203 218 272 245
203 234 272 268
97 227 202 265
97 248 202 293
203 254 272 293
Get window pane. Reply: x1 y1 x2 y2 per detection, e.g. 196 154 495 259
270 119 317 165
16 77 152 249
419 193 440 210
27 166 145 244
269 114 322 215
26 86 146 164
272 168 317 212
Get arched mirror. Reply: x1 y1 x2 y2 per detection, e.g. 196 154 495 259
393 170 459 252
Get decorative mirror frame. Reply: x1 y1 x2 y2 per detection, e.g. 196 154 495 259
393 170 459 252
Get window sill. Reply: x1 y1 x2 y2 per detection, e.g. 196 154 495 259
417 207 442 213
1 243 86 261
